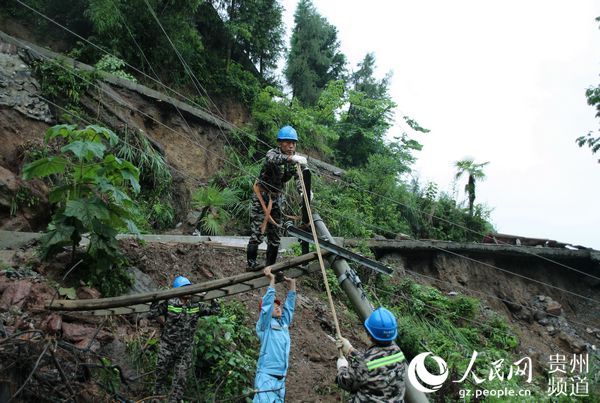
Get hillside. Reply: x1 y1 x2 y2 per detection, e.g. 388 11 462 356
1 230 599 401
1 18 599 403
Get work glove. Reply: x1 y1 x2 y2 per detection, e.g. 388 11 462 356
336 337 353 355
290 155 307 166
337 357 348 369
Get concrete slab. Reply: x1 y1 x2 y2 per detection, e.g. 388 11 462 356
0 230 42 249
0 231 309 252
115 233 211 243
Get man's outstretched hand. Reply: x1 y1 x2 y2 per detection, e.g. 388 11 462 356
284 276 296 291
264 266 275 286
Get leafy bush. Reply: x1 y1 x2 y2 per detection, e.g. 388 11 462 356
22 124 140 296
113 128 175 231
190 300 258 400
94 54 137 82
363 277 547 398
221 62 261 105
34 59 95 120
10 186 40 216
192 185 241 235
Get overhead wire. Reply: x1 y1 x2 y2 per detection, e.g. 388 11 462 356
34 103 600 336
8 35 246 177
313 168 600 282
12 30 599 310
113 6 223 160
139 0 248 158
12 0 599 308
322 207 599 304
368 261 599 330
24 90 205 189
11 0 593 277
12 0 227 125
15 0 594 281
14 33 600 343
25 78 600 330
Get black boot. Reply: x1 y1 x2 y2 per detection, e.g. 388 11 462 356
265 244 279 266
246 243 259 271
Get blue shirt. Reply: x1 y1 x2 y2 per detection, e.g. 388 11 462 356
255 287 296 377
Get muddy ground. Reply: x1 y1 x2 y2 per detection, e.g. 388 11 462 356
0 21 598 401
0 240 361 402
1 237 598 402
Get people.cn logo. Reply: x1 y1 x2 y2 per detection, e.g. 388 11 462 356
407 352 449 393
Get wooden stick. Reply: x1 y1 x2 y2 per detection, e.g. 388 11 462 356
296 164 343 356
46 251 326 311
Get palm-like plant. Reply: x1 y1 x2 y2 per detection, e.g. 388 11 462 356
454 159 489 216
192 185 241 235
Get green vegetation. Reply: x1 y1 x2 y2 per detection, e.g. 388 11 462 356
455 158 490 217
113 127 175 231
285 0 346 106
22 124 140 296
191 300 258 400
577 16 600 163
34 59 96 121
10 186 39 216
368 277 543 399
124 300 258 401
94 54 137 82
192 184 241 235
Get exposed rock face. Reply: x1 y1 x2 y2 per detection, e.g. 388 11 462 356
0 165 18 209
0 44 52 123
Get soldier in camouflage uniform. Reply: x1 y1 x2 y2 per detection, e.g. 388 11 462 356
149 276 220 403
335 307 407 402
246 125 308 271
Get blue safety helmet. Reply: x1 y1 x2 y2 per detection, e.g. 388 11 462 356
364 307 398 342
277 125 298 142
173 276 192 288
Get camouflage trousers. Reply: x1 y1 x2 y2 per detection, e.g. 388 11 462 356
154 336 194 403
248 192 283 248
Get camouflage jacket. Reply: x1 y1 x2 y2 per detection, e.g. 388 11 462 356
149 297 219 345
257 148 302 194
336 343 407 403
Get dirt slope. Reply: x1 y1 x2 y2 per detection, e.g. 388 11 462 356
0 22 598 402
0 240 356 401
2 237 598 402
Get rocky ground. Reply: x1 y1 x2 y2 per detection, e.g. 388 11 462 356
0 21 598 401
1 236 598 401
0 239 365 401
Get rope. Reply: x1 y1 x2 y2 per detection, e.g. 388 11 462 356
11 0 597 280
296 164 344 357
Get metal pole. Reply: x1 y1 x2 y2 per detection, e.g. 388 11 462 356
312 213 429 403
312 213 373 320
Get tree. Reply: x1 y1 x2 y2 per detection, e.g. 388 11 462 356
285 0 346 106
84 0 205 81
22 124 141 296
336 54 396 167
209 0 285 76
239 0 285 76
454 159 489 216
576 16 600 163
